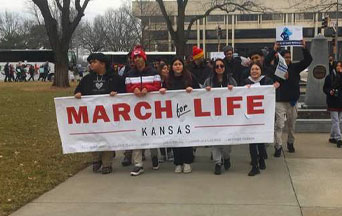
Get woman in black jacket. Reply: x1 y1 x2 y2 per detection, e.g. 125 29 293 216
203 58 237 175
159 57 200 173
323 61 342 148
241 62 280 176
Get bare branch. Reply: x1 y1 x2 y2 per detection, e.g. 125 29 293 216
54 0 63 11
156 0 177 40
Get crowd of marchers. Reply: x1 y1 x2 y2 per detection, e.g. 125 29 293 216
73 41 340 178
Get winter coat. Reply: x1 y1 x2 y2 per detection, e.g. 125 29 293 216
323 71 342 111
125 66 161 93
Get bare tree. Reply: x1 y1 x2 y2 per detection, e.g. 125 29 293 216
133 0 162 50
32 0 90 87
154 0 267 56
287 0 339 12
77 17 107 52
102 6 141 51
0 12 27 48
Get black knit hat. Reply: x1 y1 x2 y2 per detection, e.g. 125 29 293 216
87 53 109 65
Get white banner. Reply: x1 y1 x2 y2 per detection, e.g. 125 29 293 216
275 52 288 80
276 26 303 47
54 86 275 154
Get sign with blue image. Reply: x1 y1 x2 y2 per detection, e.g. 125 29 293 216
276 26 303 46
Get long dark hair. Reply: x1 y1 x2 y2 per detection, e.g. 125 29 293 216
166 56 193 88
332 61 342 87
211 58 228 86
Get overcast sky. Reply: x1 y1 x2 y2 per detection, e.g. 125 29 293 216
0 0 125 21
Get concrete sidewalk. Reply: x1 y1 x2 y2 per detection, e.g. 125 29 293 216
11 133 342 216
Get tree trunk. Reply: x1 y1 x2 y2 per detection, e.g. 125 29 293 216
176 1 187 57
52 47 70 87
175 38 187 57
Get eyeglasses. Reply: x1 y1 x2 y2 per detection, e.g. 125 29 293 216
216 64 225 69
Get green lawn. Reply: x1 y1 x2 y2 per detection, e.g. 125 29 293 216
0 82 91 216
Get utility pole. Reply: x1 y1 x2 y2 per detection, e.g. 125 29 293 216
336 0 339 60
217 25 222 52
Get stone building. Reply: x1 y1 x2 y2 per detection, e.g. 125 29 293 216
132 0 340 60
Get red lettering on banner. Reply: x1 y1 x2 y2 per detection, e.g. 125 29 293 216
66 106 89 124
93 105 110 123
247 95 264 114
214 98 222 116
113 103 131 121
227 97 242 115
134 102 152 120
194 98 211 117
155 100 173 119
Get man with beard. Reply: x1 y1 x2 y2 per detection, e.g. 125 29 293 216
222 45 246 85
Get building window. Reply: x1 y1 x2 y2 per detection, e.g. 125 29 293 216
295 13 314 21
150 31 169 40
262 13 283 21
235 29 275 39
150 16 166 23
185 15 197 23
207 15 224 22
188 30 198 40
304 13 314 20
237 14 258 21
303 28 314 37
326 12 342 19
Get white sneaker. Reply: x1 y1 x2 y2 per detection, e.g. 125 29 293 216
183 163 192 173
175 165 182 173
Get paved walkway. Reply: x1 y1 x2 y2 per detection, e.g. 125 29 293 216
11 133 342 216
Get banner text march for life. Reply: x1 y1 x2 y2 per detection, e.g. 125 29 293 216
54 86 275 154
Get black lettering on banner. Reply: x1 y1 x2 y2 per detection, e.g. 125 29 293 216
160 126 165 135
151 127 156 136
177 126 182 134
185 124 191 134
176 103 190 118
142 127 147 136
168 126 173 135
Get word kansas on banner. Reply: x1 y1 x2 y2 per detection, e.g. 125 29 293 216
54 86 275 154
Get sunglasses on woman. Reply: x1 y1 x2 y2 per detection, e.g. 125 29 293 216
216 64 225 69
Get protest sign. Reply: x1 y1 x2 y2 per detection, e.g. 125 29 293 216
276 26 303 47
275 53 288 80
54 87 275 154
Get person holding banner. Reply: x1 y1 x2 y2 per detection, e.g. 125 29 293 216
159 57 200 173
203 58 237 175
241 62 280 176
125 45 162 176
268 40 312 156
157 63 174 162
323 61 342 148
74 53 125 174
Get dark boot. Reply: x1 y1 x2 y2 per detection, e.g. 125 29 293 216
92 161 102 173
214 164 222 175
259 158 266 170
223 158 231 170
121 151 132 167
101 166 112 174
274 146 282 157
337 140 342 148
248 166 260 176
287 143 295 153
